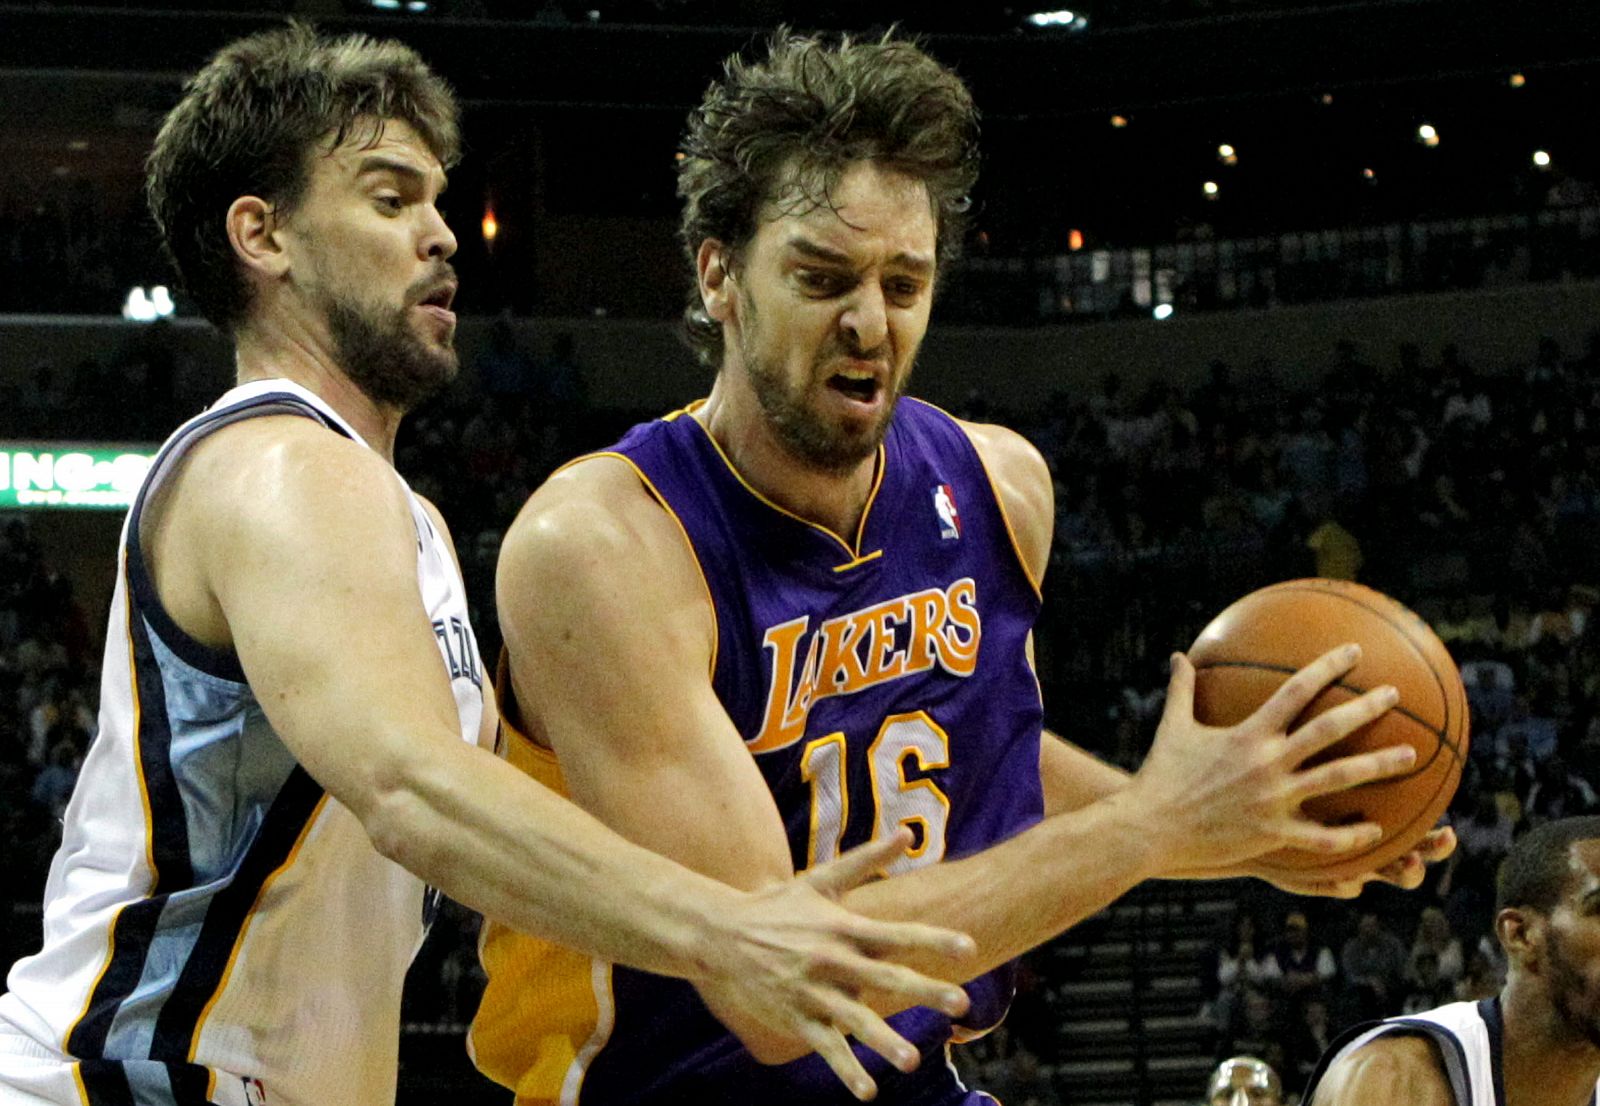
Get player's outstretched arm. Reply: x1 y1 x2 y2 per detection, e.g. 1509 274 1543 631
1308 1037 1456 1106
503 430 1422 1065
172 420 970 1102
963 421 1456 900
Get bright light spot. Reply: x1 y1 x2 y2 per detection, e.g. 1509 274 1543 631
1509 72 1526 88
1109 114 1129 128
1202 180 1220 197
1320 93 1335 106
674 151 686 162
405 0 428 8
1153 303 1174 320
67 139 88 152
369 0 400 8
122 286 173 322
1534 150 1552 168
1218 144 1235 159
586 9 600 19
482 209 499 244
1068 228 1084 252
1363 167 1376 181
1418 123 1440 147
1026 10 1089 28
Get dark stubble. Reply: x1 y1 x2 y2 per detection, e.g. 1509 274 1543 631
737 285 905 475
317 269 458 413
1546 922 1600 1048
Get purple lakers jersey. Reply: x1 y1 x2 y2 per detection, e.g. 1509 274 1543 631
472 397 1044 1105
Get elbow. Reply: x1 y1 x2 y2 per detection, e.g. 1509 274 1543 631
359 754 450 877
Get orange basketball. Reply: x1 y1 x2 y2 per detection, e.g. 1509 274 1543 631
1188 578 1469 881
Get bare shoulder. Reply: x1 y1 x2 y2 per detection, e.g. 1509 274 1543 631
955 418 1053 588
1311 1035 1456 1106
184 413 407 526
497 454 711 649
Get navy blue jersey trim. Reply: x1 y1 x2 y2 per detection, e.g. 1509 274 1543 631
167 1060 214 1105
77 1059 136 1106
129 611 196 891
1301 1014 1473 1106
68 610 194 1061
126 394 351 684
1479 997 1506 1106
149 766 325 1062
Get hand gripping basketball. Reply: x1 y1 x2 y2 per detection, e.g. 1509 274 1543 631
1129 643 1418 875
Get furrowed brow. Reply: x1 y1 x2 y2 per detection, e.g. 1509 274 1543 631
357 156 446 194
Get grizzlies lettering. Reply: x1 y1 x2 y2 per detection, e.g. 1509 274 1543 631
432 615 483 689
751 578 981 753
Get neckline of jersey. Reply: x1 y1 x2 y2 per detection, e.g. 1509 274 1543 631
677 399 888 561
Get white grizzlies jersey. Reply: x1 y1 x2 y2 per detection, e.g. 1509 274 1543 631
0 380 485 1106
1303 997 1599 1106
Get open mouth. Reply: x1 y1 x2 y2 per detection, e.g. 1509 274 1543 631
418 283 457 312
828 374 882 403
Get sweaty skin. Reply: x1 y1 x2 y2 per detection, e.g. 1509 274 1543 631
1310 1036 1456 1106
496 159 1427 1066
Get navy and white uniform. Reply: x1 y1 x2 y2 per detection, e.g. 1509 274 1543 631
0 380 485 1106
1303 997 1600 1106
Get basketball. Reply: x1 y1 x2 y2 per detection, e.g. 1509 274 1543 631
1188 578 1469 881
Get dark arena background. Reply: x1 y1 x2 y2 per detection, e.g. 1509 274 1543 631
2 1 1599 1102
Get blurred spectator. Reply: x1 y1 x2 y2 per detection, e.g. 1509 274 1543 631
1271 911 1337 1010
1408 906 1464 987
1340 911 1407 1020
1203 913 1281 1029
1206 1054 1285 1106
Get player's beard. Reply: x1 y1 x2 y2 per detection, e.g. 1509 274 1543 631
317 279 458 414
1546 924 1600 1048
737 288 905 475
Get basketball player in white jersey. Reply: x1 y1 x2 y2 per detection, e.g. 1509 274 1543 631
0 24 978 1106
1306 815 1600 1106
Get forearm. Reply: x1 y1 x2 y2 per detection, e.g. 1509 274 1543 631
366 737 726 981
1040 728 1133 815
842 788 1162 987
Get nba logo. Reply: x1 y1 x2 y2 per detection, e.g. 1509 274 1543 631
242 1078 268 1106
933 484 961 540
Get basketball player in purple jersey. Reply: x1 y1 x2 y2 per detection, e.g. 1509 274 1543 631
474 29 1454 1106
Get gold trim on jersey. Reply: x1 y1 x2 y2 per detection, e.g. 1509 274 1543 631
472 719 613 1106
549 448 719 683
66 563 152 1054
683 403 888 561
186 794 331 1062
904 397 1046 604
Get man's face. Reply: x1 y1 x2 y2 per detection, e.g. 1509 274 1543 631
1542 840 1600 1048
719 160 937 474
279 117 459 412
1206 1058 1283 1106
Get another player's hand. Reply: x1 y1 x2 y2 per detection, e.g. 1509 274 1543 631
1252 825 1458 899
1126 645 1416 874
691 829 974 1101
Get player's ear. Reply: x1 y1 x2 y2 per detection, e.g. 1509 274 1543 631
227 195 291 281
698 239 736 325
1496 907 1540 970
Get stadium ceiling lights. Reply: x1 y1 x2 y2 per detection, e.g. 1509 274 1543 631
1025 10 1090 30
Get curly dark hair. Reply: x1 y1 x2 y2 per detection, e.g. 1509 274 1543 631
145 22 460 332
1497 815 1600 913
676 28 980 367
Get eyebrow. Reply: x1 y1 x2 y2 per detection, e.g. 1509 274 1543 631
356 156 448 195
786 237 934 276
